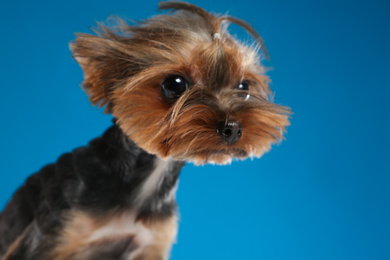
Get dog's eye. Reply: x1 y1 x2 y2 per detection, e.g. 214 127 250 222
238 81 250 91
161 75 189 100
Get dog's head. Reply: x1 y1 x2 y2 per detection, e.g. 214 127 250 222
70 1 290 165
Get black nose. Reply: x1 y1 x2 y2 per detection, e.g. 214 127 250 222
217 120 242 145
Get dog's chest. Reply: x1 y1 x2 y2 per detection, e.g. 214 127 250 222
50 158 180 259
87 212 153 247
52 210 177 259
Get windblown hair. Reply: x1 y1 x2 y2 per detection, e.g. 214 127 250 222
71 1 290 164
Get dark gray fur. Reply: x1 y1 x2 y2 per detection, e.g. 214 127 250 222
0 123 184 259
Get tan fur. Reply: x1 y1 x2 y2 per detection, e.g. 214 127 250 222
132 217 178 260
2 234 24 260
50 210 177 260
50 211 97 259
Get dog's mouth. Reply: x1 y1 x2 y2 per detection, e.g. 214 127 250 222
182 147 249 165
209 148 248 157
156 134 250 164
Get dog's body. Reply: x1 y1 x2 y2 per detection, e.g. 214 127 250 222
0 124 183 259
0 2 290 259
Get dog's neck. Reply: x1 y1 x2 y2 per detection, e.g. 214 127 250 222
71 123 185 219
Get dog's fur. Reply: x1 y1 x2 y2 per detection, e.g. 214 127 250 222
0 2 290 259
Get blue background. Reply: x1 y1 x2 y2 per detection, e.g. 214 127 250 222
0 0 389 259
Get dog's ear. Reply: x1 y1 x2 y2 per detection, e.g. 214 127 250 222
70 30 140 113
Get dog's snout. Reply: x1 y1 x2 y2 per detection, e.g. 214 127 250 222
217 120 242 145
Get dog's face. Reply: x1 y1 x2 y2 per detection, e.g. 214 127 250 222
71 2 290 165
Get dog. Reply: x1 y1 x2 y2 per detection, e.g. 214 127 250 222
0 2 290 259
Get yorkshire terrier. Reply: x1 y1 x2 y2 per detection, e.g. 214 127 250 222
0 2 290 260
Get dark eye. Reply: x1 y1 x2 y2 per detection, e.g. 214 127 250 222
238 81 250 91
161 75 189 100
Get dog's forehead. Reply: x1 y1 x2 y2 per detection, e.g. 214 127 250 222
125 11 263 89
193 43 236 88
187 39 258 89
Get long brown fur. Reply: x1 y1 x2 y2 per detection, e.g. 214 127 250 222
71 1 290 165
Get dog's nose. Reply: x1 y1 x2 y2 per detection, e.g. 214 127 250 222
217 120 242 145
